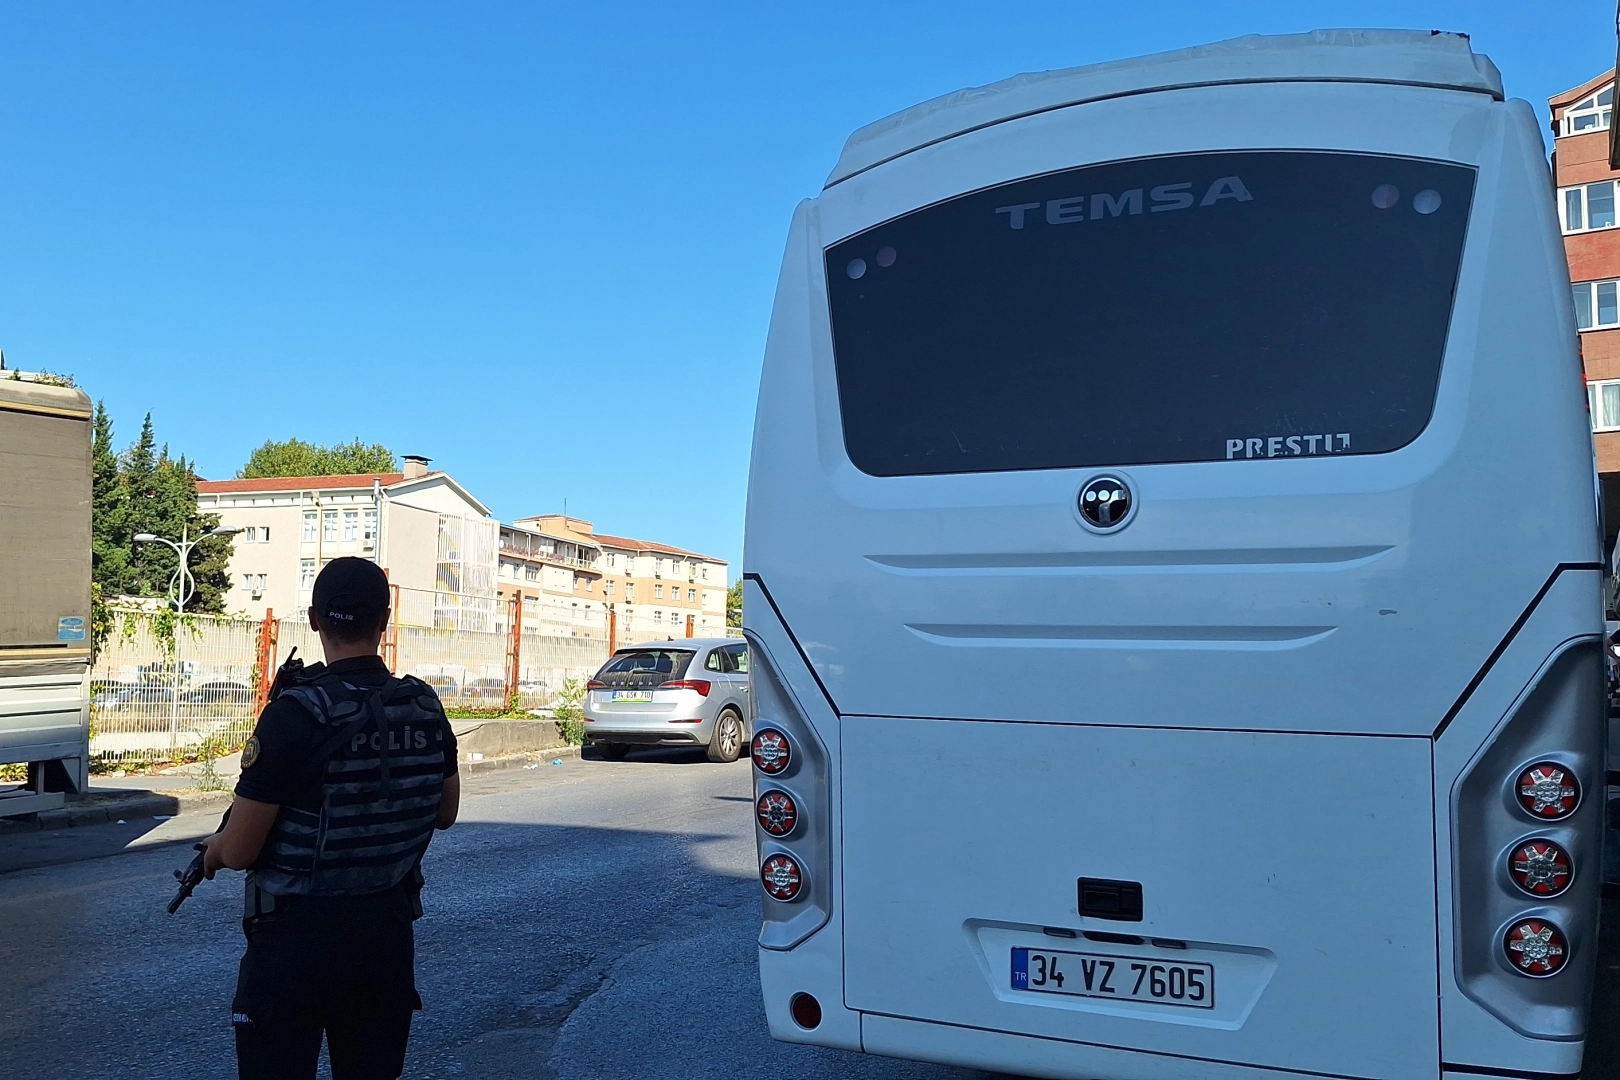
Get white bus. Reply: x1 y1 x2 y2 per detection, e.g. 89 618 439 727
742 30 1606 1080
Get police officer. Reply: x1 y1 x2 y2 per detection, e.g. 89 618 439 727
201 557 460 1080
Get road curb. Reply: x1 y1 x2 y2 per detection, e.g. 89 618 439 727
0 787 234 835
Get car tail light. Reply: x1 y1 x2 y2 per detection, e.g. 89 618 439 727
761 853 804 901
1515 762 1580 820
662 679 711 696
751 729 791 774
586 680 605 689
1504 918 1569 977
757 790 798 836
1508 839 1573 897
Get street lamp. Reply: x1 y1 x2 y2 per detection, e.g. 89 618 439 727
134 525 242 612
132 524 242 763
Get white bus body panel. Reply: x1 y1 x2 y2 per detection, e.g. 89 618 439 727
747 32 1600 1080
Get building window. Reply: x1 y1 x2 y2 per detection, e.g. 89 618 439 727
626 583 636 602
586 578 595 592
701 566 708 581
687 588 696 602
323 510 339 542
302 511 317 543
1592 379 1620 432
653 610 662 624
525 565 538 581
363 508 377 541
1563 85 1614 137
242 529 256 545
257 527 270 543
1573 280 1620 330
342 510 358 541
654 584 663 598
299 559 316 590
1561 181 1618 233
604 580 614 597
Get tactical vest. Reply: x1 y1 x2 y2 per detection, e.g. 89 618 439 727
246 669 450 901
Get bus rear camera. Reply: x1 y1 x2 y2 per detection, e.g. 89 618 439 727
1371 184 1399 209
876 246 897 267
1413 189 1442 214
846 258 867 279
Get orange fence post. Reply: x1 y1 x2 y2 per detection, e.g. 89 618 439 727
686 613 694 638
607 603 617 650
505 595 522 705
254 608 279 715
381 580 401 673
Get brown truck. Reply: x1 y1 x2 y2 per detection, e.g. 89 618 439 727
0 373 92 814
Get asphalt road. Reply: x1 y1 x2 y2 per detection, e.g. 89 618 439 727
1 754 1616 1079
0 751 995 1080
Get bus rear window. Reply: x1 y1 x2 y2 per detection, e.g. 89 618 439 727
825 151 1475 476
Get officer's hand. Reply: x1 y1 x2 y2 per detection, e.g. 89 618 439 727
199 835 225 879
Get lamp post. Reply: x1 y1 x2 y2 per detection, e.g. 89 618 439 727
133 524 241 612
133 524 241 758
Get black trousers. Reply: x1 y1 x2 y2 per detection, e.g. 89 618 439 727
232 891 422 1080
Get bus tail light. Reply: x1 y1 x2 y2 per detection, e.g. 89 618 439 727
790 992 822 1030
761 853 804 901
1515 762 1579 820
1451 639 1603 1036
744 633 832 950
1508 840 1572 897
663 679 711 696
757 790 798 836
1504 919 1569 977
752 729 791 774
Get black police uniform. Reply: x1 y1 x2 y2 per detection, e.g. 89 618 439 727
230 653 457 1080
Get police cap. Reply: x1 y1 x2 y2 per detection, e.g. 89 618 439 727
311 557 390 628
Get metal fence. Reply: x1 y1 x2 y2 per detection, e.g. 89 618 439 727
90 607 612 766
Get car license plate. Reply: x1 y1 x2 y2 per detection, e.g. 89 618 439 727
611 690 652 702
1011 948 1214 1009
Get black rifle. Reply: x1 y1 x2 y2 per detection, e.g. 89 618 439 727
167 822 223 915
167 649 315 914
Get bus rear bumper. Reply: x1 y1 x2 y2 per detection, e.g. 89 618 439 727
859 1014 1386 1080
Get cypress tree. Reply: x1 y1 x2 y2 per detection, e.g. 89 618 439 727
90 402 131 597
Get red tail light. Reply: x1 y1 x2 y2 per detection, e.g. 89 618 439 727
761 853 804 901
1504 918 1569 977
662 679 711 696
586 680 606 689
1515 762 1579 820
751 729 791 774
1508 839 1573 897
757 790 798 836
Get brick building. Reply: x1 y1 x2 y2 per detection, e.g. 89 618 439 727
1551 70 1620 541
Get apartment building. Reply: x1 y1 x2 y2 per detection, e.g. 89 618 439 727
495 521 606 639
1551 70 1620 544
197 456 499 628
511 515 728 644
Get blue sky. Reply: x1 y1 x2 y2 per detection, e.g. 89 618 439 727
0 2 1613 576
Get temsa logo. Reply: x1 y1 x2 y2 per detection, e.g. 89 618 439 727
995 176 1252 229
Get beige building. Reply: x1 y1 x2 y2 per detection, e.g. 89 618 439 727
197 456 499 629
495 520 606 639
510 515 728 645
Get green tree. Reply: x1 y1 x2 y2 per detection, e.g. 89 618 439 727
90 402 131 597
106 413 233 613
239 438 398 479
726 579 743 628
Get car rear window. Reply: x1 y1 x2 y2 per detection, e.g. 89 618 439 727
825 150 1476 476
593 649 695 688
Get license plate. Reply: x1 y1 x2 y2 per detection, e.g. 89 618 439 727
611 690 652 702
1011 947 1214 1009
